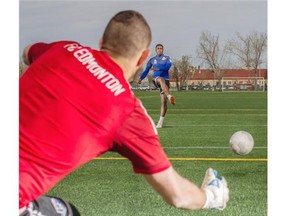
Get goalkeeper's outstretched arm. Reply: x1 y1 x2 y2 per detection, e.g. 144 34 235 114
144 167 206 210
143 167 229 210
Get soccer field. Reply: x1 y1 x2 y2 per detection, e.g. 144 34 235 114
47 91 267 216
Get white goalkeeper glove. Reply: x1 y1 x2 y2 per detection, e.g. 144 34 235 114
201 168 229 210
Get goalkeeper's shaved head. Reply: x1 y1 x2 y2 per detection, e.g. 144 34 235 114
101 10 152 58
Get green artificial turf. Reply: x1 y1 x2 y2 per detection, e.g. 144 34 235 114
48 91 267 215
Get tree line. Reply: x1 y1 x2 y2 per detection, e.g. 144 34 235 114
170 31 267 89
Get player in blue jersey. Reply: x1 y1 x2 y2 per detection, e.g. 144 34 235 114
138 44 175 128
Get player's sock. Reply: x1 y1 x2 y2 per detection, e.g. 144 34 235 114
156 116 164 128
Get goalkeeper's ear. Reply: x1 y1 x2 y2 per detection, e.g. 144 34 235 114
22 45 32 65
136 49 150 68
98 37 103 49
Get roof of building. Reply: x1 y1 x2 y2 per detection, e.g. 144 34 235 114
188 68 267 80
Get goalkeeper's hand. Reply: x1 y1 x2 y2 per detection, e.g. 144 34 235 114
201 168 229 210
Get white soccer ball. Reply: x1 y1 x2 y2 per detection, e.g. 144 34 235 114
229 131 254 155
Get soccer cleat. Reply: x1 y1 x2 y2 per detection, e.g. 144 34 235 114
168 95 175 105
156 122 163 129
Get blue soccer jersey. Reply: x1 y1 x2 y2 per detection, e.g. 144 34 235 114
140 54 172 80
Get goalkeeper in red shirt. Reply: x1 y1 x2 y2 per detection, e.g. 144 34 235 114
19 10 229 216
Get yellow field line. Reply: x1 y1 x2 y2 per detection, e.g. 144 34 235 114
94 157 267 162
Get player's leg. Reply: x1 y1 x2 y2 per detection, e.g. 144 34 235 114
156 77 175 105
155 92 168 128
153 78 167 128
19 195 81 216
153 78 166 128
153 77 174 128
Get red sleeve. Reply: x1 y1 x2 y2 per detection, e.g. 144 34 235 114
27 42 60 63
113 99 171 174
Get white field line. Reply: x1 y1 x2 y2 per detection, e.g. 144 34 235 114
164 124 267 127
163 146 267 149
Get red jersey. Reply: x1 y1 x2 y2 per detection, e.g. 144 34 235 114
19 41 171 208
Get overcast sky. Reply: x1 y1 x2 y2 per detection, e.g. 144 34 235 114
19 0 267 66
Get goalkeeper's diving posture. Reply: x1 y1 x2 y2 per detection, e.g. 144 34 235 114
19 10 229 216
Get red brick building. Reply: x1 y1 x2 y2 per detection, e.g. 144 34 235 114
170 68 267 91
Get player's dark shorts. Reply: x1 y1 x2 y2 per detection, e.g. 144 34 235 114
153 77 170 95
19 195 81 216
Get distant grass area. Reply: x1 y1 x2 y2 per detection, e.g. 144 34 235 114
48 91 267 215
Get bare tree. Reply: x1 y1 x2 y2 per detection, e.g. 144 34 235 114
171 55 193 90
170 62 180 91
197 31 227 86
250 32 267 72
197 31 220 71
226 31 267 74
226 32 252 68
179 55 192 88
